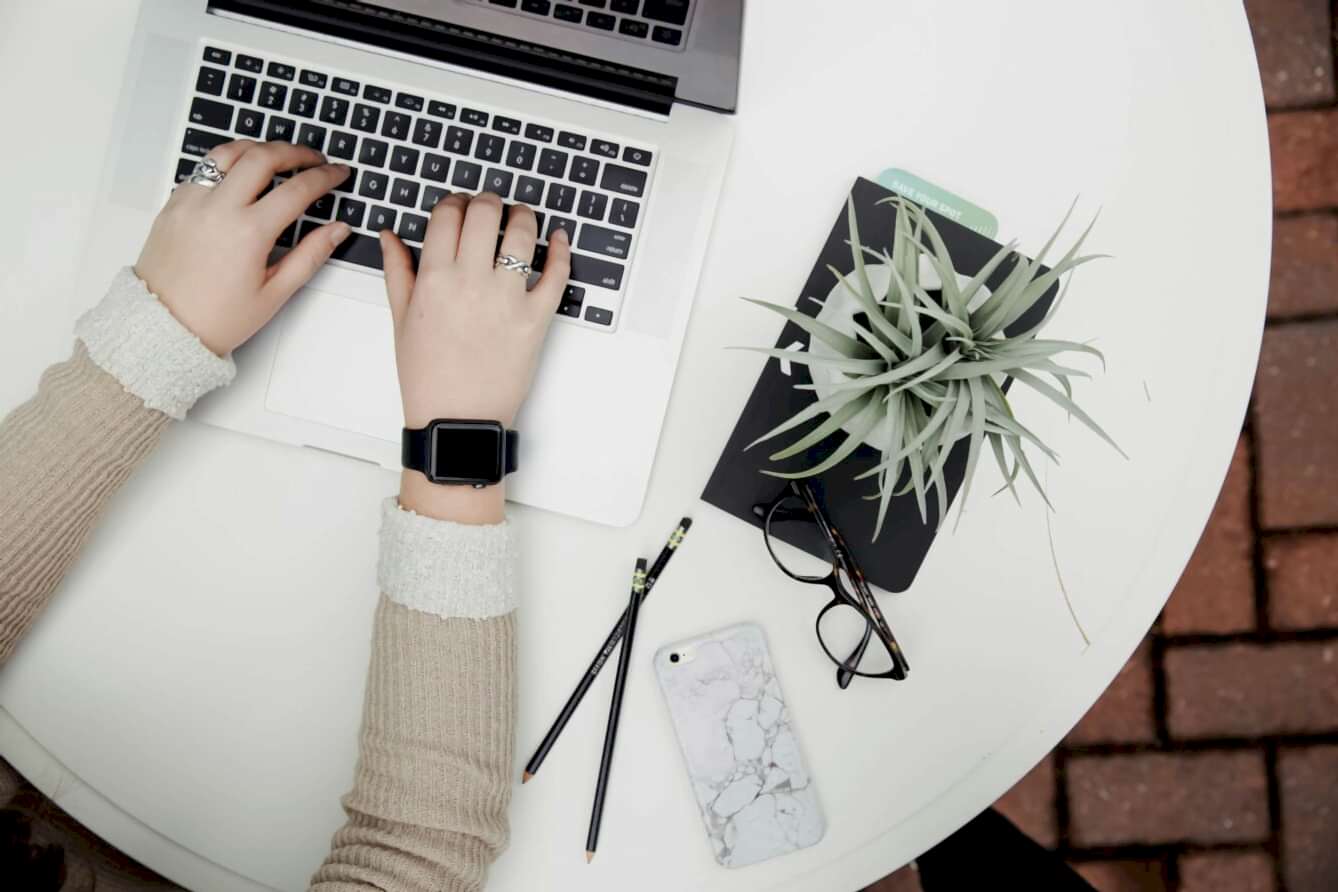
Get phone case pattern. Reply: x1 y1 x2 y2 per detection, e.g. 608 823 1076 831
655 623 825 868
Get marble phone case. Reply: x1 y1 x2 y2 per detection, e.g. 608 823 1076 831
654 623 825 868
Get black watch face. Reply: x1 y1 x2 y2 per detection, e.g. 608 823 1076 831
429 421 504 485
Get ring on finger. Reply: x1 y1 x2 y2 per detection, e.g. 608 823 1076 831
494 253 532 277
185 156 227 190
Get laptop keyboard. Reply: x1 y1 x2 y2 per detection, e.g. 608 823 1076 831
474 0 693 50
175 43 660 331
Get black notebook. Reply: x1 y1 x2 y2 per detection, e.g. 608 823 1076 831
702 177 1056 592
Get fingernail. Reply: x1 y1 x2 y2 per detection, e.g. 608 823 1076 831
553 227 570 244
331 222 352 245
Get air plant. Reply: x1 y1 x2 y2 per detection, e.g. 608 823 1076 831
739 196 1124 539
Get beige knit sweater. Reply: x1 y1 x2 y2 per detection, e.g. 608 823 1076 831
0 270 516 892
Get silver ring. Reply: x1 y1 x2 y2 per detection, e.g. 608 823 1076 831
186 157 227 190
495 253 532 277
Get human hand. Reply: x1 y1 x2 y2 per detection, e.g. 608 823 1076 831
381 192 570 523
135 140 353 356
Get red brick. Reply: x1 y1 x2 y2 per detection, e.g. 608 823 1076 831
1279 745 1338 892
1066 642 1157 744
1244 0 1336 108
1067 751 1269 846
1267 215 1338 320
993 753 1057 848
1166 641 1338 738
1270 111 1338 212
863 865 923 892
1074 860 1168 892
1163 437 1256 634
1254 321 1338 528
1266 532 1338 628
1178 851 1276 892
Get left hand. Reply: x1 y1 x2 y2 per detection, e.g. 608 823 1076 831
135 140 353 356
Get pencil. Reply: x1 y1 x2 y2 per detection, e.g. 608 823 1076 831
585 558 648 862
522 517 692 783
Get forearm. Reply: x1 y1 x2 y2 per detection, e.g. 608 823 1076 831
0 269 234 667
312 500 518 892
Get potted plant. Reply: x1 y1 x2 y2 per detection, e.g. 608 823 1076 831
739 197 1123 539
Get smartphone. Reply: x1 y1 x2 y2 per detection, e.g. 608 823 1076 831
654 622 826 868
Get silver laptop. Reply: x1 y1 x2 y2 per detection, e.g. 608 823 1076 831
81 0 740 526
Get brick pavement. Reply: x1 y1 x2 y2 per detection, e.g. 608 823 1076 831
867 2 1338 890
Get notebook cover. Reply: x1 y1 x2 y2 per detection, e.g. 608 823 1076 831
701 177 1056 593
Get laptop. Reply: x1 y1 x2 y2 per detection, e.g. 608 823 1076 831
80 0 740 526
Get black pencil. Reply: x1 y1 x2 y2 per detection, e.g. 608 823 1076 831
522 517 692 783
585 558 648 862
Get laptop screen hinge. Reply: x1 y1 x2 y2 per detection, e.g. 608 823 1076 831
206 0 677 115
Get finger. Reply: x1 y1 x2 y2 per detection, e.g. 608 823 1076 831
174 139 257 198
530 225 571 313
216 141 327 206
260 220 352 305
497 203 538 268
254 163 352 236
380 229 416 331
456 192 505 271
418 193 468 277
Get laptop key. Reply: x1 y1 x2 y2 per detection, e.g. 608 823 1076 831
310 222 384 271
413 118 443 149
590 139 618 158
584 306 614 326
554 4 583 22
642 0 688 25
521 0 551 13
475 134 505 163
557 284 585 317
538 148 568 177
381 112 411 140
259 82 288 110
277 222 297 248
451 160 482 190
328 131 357 160
337 198 367 228
618 19 649 38
461 108 489 127
505 141 536 171
557 131 587 151
363 85 392 104
300 70 327 89
622 146 652 166
586 11 615 29
390 179 421 208
175 157 196 184
320 96 350 126
396 92 425 111
514 176 544 205
493 116 522 135
600 163 647 196
570 254 624 290
359 170 389 200
570 156 599 185
235 109 265 138
352 104 381 133
525 123 554 143
390 146 420 174
651 25 682 45
333 166 358 193
235 54 264 73
609 197 639 228
578 223 631 259
578 0 608 6
545 184 576 213
267 62 296 81
289 89 319 118
266 115 296 142
190 97 234 130
306 193 336 220
546 216 577 243
196 66 226 96
422 153 451 182
444 126 474 155
298 124 327 151
483 169 514 198
577 190 608 220
398 213 429 242
227 74 257 104
611 0 638 11
181 128 229 158
359 139 389 167
333 77 360 96
204 46 232 66
367 206 397 233
421 186 449 212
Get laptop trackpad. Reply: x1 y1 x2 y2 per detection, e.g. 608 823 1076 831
265 289 402 442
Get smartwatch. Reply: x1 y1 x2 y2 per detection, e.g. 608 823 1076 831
401 419 518 488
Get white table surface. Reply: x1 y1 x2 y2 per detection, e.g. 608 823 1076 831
0 1 1271 890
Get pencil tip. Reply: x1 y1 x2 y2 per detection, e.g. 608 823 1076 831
585 852 594 863
521 772 532 784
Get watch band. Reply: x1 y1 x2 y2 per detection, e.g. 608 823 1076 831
401 425 518 477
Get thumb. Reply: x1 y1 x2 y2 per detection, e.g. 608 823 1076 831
262 221 351 305
380 229 416 331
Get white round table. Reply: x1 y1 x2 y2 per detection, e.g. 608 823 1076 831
0 1 1270 890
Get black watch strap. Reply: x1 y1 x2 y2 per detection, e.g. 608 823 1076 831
401 425 518 478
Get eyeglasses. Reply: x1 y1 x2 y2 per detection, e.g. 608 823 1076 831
753 480 910 689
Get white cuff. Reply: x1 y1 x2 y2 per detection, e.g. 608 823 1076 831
377 497 518 619
74 268 236 420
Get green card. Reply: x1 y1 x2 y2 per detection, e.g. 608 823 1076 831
876 168 999 239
